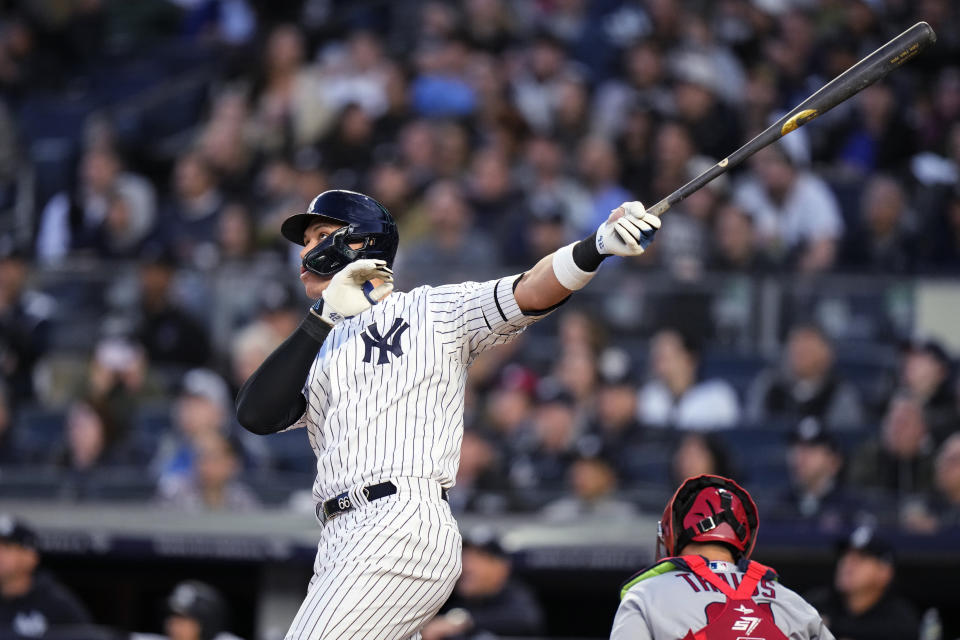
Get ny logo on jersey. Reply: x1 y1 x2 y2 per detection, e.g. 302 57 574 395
362 318 410 364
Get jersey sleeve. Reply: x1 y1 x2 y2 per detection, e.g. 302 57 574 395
609 591 654 640
427 274 558 364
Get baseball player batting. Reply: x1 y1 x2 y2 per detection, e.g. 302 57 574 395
610 474 834 640
236 189 661 639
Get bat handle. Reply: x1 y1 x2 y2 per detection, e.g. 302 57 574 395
646 199 671 217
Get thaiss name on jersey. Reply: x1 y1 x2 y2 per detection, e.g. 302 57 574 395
675 572 777 599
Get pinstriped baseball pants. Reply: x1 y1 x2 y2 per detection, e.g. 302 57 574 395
285 478 462 640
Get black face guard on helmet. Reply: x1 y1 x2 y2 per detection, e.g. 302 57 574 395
281 190 399 277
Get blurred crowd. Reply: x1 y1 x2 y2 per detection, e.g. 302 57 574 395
0 0 957 542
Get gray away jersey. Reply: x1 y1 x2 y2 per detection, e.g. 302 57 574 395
611 560 835 640
289 275 543 502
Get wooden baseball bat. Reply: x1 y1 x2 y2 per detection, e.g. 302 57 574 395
646 21 937 217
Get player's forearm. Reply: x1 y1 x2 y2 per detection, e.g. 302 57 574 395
513 230 607 311
235 313 331 435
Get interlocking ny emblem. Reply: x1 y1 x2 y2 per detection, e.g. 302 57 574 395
361 318 410 364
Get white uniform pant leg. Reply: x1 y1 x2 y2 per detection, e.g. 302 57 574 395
285 495 462 640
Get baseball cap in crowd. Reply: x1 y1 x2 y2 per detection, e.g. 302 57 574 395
167 580 227 638
0 514 38 549
180 368 231 410
495 363 538 396
462 526 508 559
598 347 635 387
789 416 839 452
837 525 895 565
534 377 576 407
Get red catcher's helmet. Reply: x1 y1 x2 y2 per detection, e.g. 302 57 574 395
657 474 759 561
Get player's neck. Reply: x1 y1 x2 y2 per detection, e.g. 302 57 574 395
681 543 736 564
0 572 33 598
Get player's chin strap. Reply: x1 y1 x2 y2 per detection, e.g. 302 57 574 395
680 490 748 549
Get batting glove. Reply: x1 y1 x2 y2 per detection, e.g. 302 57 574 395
311 259 394 326
596 201 661 257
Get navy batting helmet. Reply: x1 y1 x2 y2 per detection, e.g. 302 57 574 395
167 580 227 640
281 190 399 277
657 474 758 561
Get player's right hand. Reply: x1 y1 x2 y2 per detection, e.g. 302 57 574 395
311 259 394 325
596 201 661 257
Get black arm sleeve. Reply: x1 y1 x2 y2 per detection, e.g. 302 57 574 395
235 312 332 435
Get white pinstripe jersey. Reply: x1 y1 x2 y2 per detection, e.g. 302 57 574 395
290 274 542 502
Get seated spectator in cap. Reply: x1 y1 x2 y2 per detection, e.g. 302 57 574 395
669 432 735 488
587 348 657 486
806 526 918 640
411 34 478 118
157 432 260 513
0 238 53 402
898 338 957 445
747 322 865 429
519 193 573 266
89 185 157 261
841 175 918 275
902 433 960 533
480 364 537 457
85 335 164 457
850 394 935 500
153 369 236 485
508 379 580 500
733 141 844 273
0 514 92 633
393 181 497 288
709 201 776 273
421 528 544 640
541 445 637 523
637 329 740 431
450 429 518 515
35 145 155 264
131 579 243 640
155 151 226 270
134 244 212 370
775 417 855 529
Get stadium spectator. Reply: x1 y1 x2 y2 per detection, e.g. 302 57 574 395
153 368 234 485
450 429 516 515
577 136 633 235
215 201 258 264
0 239 52 402
806 526 919 640
422 528 544 640
586 348 652 485
51 399 135 473
709 200 774 272
733 142 844 273
541 447 636 523
196 91 255 197
158 151 226 270
509 380 580 498
89 186 157 260
0 515 92 633
481 363 536 457
464 147 524 237
521 133 591 232
411 33 477 119
842 175 918 274
317 30 391 119
319 103 376 190
669 432 735 487
898 339 958 444
775 417 855 529
511 31 571 134
669 52 743 163
133 244 212 370
637 328 741 430
394 180 497 286
249 24 330 154
592 40 671 139
902 433 960 533
825 83 916 174
157 432 260 513
747 322 865 429
35 146 156 264
517 192 573 266
850 394 935 499
85 335 162 453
